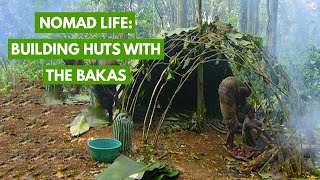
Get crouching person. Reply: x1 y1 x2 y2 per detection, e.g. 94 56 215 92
218 76 252 147
89 59 123 121
242 105 273 148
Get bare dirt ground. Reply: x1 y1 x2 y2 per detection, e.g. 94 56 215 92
0 79 260 179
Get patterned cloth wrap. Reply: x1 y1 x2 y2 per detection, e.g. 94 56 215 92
218 77 247 130
89 60 116 119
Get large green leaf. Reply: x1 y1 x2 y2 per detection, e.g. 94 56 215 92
182 58 191 69
138 162 179 180
167 71 173 80
240 40 253 48
233 33 243 39
69 107 109 133
313 168 320 176
80 106 109 127
147 73 152 82
130 60 140 72
259 172 274 179
227 34 240 46
252 37 263 48
167 27 197 37
200 22 209 34
70 115 90 136
183 37 192 50
97 155 145 180
97 155 179 180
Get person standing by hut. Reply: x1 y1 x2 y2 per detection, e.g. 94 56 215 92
218 77 252 147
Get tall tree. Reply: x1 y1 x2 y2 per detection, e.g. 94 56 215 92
177 0 188 28
240 0 247 32
153 2 156 36
253 0 260 35
270 0 278 56
196 0 204 130
190 0 196 26
266 0 278 56
248 0 260 35
169 0 176 30
240 0 260 35
246 0 253 33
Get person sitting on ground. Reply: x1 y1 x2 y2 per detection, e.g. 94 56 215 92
218 76 252 147
242 105 273 148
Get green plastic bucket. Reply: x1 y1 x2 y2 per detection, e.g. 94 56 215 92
87 138 122 162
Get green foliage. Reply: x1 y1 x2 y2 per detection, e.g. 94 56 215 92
0 60 45 89
69 106 109 129
0 0 81 90
97 154 179 180
259 172 274 179
313 168 320 176
69 106 110 136
70 115 90 136
97 154 145 180
135 1 154 38
302 45 320 100
138 162 179 180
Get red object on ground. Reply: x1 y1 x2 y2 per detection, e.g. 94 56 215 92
224 145 254 161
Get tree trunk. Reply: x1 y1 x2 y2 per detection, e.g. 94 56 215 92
270 0 278 56
153 2 156 36
266 0 278 56
191 0 196 26
170 0 175 30
177 0 188 28
196 0 204 130
210 1 215 22
253 0 260 35
246 0 259 35
240 0 247 32
246 0 252 33
240 0 260 35
266 0 271 47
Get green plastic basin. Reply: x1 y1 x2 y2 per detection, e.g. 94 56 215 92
87 138 122 162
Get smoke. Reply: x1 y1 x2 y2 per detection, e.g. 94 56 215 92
277 0 320 168
276 0 320 122
0 0 92 58
277 0 320 64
